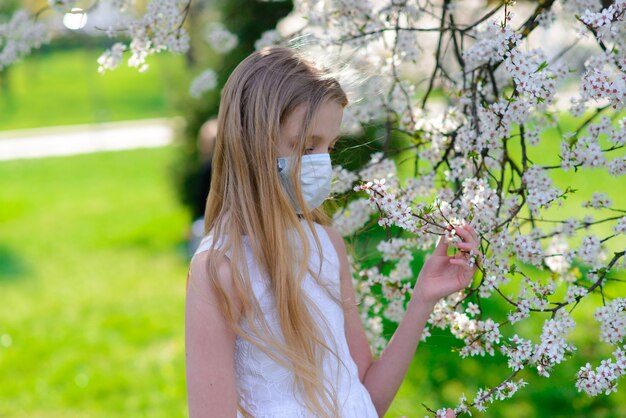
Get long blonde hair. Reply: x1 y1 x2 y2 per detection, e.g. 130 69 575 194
199 46 350 417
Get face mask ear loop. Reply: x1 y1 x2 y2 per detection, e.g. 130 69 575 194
277 157 287 173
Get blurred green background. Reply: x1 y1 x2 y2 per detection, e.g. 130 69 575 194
0 48 186 130
1 1 625 417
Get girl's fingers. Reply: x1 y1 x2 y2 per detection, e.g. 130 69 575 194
467 225 479 242
454 252 465 260
456 241 473 250
464 223 480 243
456 225 480 248
457 243 480 261
432 233 449 256
454 226 474 245
450 258 474 270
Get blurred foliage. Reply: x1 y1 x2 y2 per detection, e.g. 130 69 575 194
0 0 20 15
0 0 22 93
0 40 188 130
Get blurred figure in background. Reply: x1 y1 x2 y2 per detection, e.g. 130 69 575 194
187 118 217 257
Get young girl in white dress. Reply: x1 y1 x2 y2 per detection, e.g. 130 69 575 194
185 46 480 418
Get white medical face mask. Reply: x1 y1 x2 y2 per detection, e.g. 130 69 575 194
277 153 333 214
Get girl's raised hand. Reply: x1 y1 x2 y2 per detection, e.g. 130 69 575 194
412 224 481 307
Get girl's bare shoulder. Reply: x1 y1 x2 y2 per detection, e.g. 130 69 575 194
187 247 242 319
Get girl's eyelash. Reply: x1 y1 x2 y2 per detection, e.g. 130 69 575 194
304 147 334 153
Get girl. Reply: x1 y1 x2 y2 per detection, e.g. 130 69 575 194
185 46 480 418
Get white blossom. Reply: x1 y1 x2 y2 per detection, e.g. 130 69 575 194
582 192 613 209
522 166 561 216
531 312 577 377
545 234 570 274
189 69 218 98
576 346 626 396
577 235 603 268
97 42 125 74
204 23 239 54
332 165 358 194
0 10 51 70
595 298 626 344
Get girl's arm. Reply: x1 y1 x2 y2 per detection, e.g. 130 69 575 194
185 252 241 418
325 225 479 417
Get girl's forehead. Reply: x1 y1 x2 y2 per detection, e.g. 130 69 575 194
281 105 307 135
311 104 344 135
279 101 343 147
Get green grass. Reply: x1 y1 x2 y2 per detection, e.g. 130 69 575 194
0 146 191 417
0 47 189 131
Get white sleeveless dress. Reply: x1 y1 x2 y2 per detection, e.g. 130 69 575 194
192 220 379 418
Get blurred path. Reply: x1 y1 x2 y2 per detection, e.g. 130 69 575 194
0 117 184 161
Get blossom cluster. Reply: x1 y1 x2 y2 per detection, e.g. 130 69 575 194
97 0 191 73
462 13 521 71
579 0 626 45
204 22 238 54
576 346 626 396
334 136 622 412
470 379 528 412
595 298 626 345
0 1 194 74
189 69 218 99
0 10 51 70
577 0 626 110
531 312 577 377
